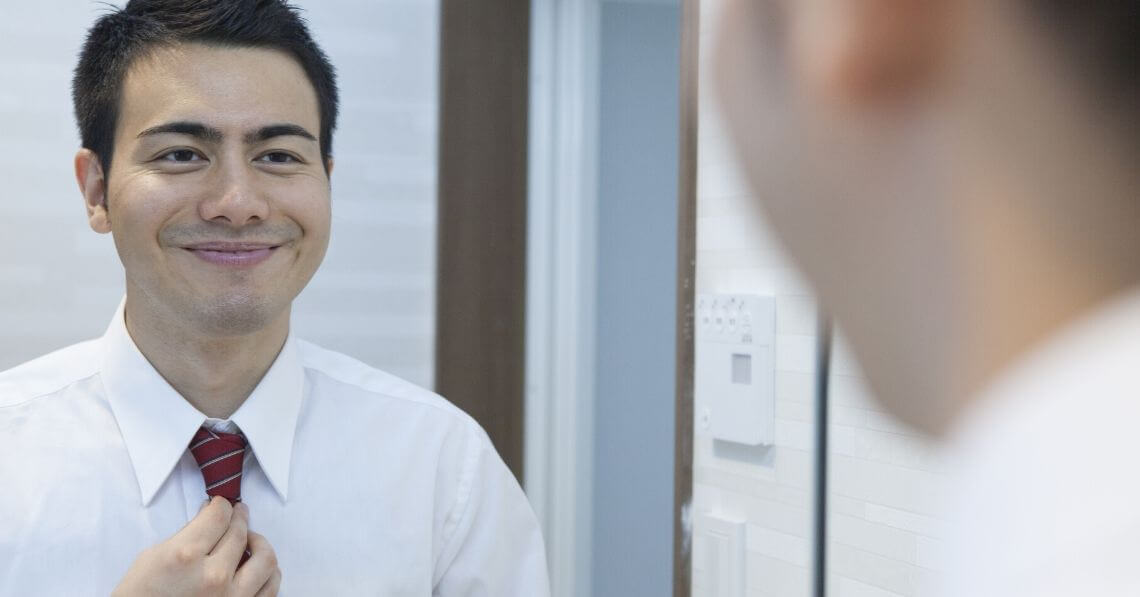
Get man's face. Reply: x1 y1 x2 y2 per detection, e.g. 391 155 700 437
99 43 331 336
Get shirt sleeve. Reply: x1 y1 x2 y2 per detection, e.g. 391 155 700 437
432 423 551 597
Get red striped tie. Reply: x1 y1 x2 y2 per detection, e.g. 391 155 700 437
189 426 251 564
189 427 247 503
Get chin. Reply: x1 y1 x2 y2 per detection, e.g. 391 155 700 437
191 294 282 337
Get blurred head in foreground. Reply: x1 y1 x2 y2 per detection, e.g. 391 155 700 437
715 0 1138 435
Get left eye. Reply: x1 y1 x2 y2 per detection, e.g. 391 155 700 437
258 152 297 164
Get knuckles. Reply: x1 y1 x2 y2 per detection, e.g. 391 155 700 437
200 565 230 591
173 545 199 567
206 500 234 526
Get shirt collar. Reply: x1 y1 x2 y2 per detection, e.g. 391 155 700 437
101 299 304 506
228 326 304 503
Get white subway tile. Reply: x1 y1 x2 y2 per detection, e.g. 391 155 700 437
862 504 947 540
775 420 814 451
776 399 813 423
829 494 866 518
776 334 815 374
830 575 907 597
829 543 925 596
915 536 945 571
831 425 858 457
774 448 813 490
775 370 814 405
746 525 810 567
720 491 811 538
830 374 879 410
832 405 869 427
830 514 918 563
830 455 944 515
744 553 811 597
776 295 817 336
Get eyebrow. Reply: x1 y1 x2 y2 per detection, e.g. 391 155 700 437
244 124 317 144
137 121 223 143
136 121 317 145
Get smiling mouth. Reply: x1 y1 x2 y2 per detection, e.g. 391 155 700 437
182 242 282 267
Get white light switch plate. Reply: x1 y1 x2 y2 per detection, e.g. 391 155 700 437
695 294 776 445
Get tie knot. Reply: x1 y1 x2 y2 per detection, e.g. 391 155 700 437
189 426 247 504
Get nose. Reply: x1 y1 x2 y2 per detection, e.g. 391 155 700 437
199 158 270 227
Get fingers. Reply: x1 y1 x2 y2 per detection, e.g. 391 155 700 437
173 496 235 556
231 531 279 597
253 569 282 597
207 501 251 569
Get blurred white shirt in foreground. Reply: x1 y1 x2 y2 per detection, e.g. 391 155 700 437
943 289 1140 597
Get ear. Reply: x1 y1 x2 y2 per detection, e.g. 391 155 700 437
75 149 111 234
325 157 335 178
783 0 954 111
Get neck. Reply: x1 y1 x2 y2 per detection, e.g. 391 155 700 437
854 200 1140 438
123 294 290 419
841 154 1140 438
950 196 1140 424
904 5 1140 435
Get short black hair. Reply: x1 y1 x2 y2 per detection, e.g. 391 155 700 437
1026 1 1138 112
73 0 338 177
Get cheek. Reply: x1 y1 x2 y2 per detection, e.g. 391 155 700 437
279 185 331 245
107 180 183 249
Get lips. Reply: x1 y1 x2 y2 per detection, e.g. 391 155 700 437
182 242 281 267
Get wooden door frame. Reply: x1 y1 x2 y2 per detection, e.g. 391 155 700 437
435 0 532 482
674 0 699 595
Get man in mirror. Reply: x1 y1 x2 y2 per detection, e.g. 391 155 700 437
0 1 550 594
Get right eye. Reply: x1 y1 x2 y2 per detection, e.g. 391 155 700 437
159 149 205 162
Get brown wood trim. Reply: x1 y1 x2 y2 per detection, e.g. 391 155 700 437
435 0 530 483
674 0 699 595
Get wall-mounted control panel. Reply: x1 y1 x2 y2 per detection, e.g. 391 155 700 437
695 294 775 445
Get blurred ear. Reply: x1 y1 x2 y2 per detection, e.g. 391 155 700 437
784 0 955 112
75 149 111 234
325 157 335 179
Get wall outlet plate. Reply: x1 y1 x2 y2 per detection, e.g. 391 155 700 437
696 511 747 597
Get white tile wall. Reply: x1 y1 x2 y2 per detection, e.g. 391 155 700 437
692 2 946 596
0 1 439 388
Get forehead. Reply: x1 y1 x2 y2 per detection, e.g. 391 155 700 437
117 43 321 137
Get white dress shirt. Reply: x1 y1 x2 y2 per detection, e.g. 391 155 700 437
0 301 550 596
941 288 1140 597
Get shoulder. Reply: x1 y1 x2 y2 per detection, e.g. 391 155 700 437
0 339 102 408
295 338 500 504
295 338 485 437
942 295 1140 596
